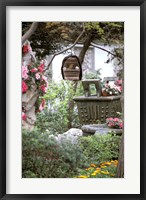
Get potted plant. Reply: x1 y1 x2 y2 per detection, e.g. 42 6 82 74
102 80 122 96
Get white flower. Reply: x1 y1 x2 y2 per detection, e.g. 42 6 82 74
35 73 40 80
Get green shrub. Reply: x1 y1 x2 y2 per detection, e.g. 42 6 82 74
36 108 69 135
78 133 121 165
83 69 101 80
36 80 83 133
22 129 86 178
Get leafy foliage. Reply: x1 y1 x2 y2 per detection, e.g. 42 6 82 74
83 68 102 80
35 108 68 135
79 133 121 164
22 22 124 59
22 128 121 178
22 22 65 59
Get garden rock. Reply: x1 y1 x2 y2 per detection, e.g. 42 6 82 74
49 128 83 144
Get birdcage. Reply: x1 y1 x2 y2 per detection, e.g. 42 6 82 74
61 55 82 80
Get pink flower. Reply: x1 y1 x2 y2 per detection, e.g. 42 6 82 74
22 44 32 54
40 85 47 93
22 112 27 120
38 63 44 72
109 122 114 127
42 75 47 81
106 117 123 129
23 45 29 53
22 65 29 80
31 68 38 73
35 73 40 80
120 123 123 129
114 118 119 122
116 80 122 85
39 99 46 111
22 81 28 93
41 75 48 87
118 86 122 92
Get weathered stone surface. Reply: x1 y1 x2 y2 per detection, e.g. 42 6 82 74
22 54 32 65
22 90 38 111
22 120 34 131
22 51 36 65
73 95 122 125
81 124 122 136
95 128 122 135
82 79 102 97
26 106 36 125
22 89 37 103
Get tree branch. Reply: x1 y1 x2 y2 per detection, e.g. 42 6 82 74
91 42 119 58
22 22 39 45
44 23 85 72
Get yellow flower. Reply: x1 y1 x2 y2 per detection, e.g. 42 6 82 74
111 160 118 166
110 173 115 177
114 163 118 166
103 162 111 166
95 170 100 174
111 160 118 164
78 175 88 178
91 172 97 176
85 167 92 170
101 165 107 168
91 169 101 176
96 168 101 171
90 164 96 167
101 170 109 175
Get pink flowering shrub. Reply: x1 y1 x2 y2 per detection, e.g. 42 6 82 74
22 61 48 96
106 117 123 129
22 42 49 121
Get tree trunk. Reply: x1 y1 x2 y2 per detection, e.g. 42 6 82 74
67 81 78 129
67 34 93 129
116 60 124 177
22 22 39 45
79 34 93 64
116 94 124 177
117 132 124 177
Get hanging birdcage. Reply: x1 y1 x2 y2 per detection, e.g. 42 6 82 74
61 55 82 81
